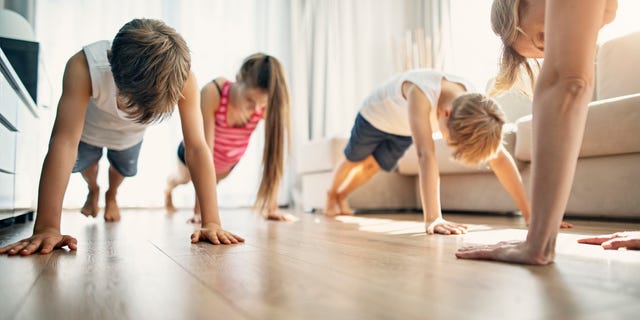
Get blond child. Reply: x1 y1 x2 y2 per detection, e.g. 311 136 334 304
165 53 293 222
0 19 243 256
325 69 533 235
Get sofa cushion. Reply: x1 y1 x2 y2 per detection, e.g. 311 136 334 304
486 77 533 123
515 93 640 161
596 32 640 100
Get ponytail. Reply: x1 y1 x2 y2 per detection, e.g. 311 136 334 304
238 53 291 213
489 0 538 97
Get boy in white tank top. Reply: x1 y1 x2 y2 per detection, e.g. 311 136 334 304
325 69 534 235
0 19 244 257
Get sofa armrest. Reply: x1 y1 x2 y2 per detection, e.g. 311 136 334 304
515 93 640 161
297 137 347 174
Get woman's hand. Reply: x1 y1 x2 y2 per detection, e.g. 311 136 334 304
578 232 640 250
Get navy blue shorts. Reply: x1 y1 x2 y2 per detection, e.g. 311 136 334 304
344 113 413 172
177 141 186 165
72 141 143 177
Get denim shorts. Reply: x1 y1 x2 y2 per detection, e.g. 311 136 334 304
344 113 413 172
72 140 143 177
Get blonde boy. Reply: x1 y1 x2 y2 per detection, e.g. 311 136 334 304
1 19 243 256
325 69 533 234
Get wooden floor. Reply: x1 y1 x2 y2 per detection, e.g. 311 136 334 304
1 208 639 320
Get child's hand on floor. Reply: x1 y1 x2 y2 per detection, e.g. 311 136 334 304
559 221 573 229
191 223 245 245
0 229 78 256
263 211 299 222
526 219 573 229
426 217 468 235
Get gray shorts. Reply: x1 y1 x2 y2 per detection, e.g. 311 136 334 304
72 141 143 177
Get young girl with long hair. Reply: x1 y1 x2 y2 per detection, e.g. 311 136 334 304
165 53 292 222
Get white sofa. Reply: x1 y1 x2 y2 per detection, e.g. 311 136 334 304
297 32 640 218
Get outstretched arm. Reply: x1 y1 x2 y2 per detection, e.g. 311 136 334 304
456 0 610 264
488 146 573 228
405 82 467 235
0 51 90 255
178 72 244 245
488 146 530 218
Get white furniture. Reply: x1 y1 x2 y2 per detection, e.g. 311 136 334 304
0 47 40 225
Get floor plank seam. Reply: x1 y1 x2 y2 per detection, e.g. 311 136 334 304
8 254 53 320
148 240 257 320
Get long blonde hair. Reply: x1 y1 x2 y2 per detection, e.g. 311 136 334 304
489 0 539 96
237 53 291 213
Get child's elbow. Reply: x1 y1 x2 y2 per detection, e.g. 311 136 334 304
415 146 435 162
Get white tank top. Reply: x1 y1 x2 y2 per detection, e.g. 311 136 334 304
359 69 476 137
80 40 148 150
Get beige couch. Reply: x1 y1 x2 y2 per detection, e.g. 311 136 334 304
297 32 640 218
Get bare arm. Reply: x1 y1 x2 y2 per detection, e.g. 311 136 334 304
405 82 467 235
489 146 571 228
457 0 610 264
488 146 531 221
179 73 244 245
200 79 222 153
0 51 91 255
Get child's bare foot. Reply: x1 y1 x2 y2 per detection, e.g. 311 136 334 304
337 194 354 215
104 191 121 222
81 187 100 217
324 191 339 216
164 190 177 213
187 214 202 224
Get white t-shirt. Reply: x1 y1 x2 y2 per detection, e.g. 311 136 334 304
359 69 476 137
80 40 149 150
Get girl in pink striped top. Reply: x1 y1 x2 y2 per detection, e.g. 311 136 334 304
165 53 292 222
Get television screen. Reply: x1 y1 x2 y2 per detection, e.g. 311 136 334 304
0 37 38 104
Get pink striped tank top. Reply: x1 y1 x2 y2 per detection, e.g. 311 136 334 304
213 81 264 174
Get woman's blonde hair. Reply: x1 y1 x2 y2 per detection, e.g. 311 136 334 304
109 19 190 124
238 53 291 214
489 0 539 96
447 93 506 164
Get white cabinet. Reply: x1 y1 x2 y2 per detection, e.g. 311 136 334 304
0 48 40 223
